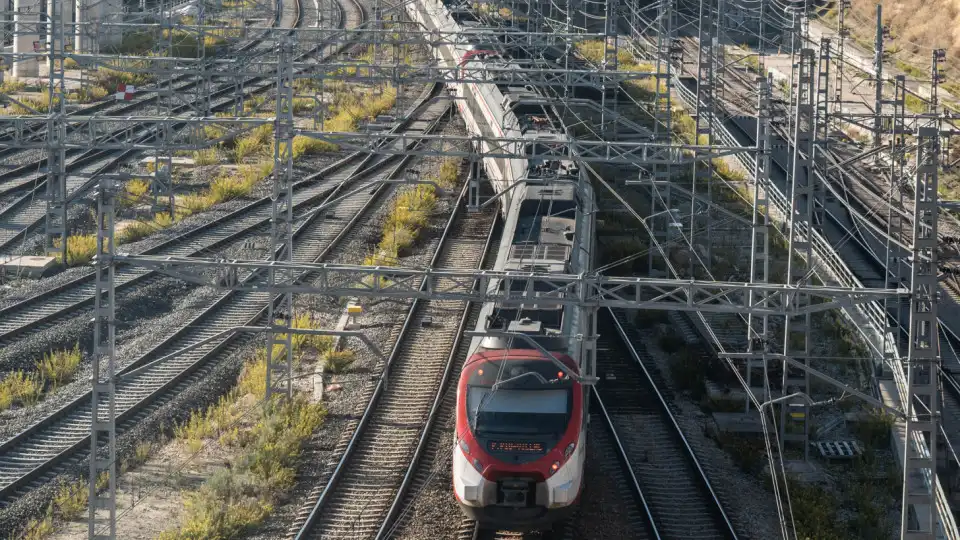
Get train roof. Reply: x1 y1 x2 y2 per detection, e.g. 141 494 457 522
513 215 574 246
522 184 576 201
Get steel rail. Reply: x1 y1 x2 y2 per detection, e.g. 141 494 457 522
591 387 661 539
604 308 738 539
291 100 484 538
0 0 299 196
373 173 499 540
639 19 960 537
0 0 292 174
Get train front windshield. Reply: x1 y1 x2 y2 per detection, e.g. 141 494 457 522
465 360 573 436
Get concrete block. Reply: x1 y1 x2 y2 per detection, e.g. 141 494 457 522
12 0 42 79
0 255 57 278
140 156 196 168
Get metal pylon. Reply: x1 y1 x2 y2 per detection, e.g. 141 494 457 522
152 5 174 219
885 75 907 368
872 4 886 158
901 126 941 539
691 0 716 279
44 0 67 263
814 37 831 179
599 0 619 137
780 48 816 460
89 176 118 540
648 0 674 277
265 34 296 401
652 0 673 139
834 0 850 122
745 75 773 411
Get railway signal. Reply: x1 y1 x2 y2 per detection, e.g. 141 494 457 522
113 84 135 101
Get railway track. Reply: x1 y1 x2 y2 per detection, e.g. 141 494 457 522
586 401 657 540
0 0 387 346
631 16 960 522
373 209 500 540
0 76 448 506
0 0 299 190
289 156 498 539
596 308 737 540
0 0 367 256
0 79 440 348
0 0 288 152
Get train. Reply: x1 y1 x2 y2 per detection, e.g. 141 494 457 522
406 0 595 531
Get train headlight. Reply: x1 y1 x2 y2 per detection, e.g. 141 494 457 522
459 439 470 455
472 458 484 473
564 442 576 460
549 461 561 475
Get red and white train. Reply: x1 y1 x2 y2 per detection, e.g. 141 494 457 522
407 0 595 531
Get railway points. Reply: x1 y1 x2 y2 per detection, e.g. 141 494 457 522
0 0 956 539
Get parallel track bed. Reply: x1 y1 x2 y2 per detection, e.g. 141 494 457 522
0 0 362 256
596 309 735 540
0 72 446 506
0 0 378 346
375 210 501 540
291 170 499 539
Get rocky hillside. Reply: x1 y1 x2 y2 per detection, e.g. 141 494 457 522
841 1 960 76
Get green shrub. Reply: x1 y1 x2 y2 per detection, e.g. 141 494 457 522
176 193 213 219
233 137 263 163
0 371 43 410
204 125 226 141
192 148 219 166
10 92 58 114
658 333 685 353
22 509 54 540
37 343 82 388
854 409 895 448
324 350 356 373
306 335 335 356
669 349 706 398
718 435 766 474
369 184 439 263
118 213 174 244
787 478 845 540
157 486 271 540
53 480 88 521
292 135 337 157
435 158 462 189
69 85 109 103
125 178 150 203
210 175 251 202
160 340 326 539
292 98 316 113
91 64 155 92
0 80 26 93
53 234 97 267
129 441 153 469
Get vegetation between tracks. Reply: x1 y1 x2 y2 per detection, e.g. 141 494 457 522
157 315 335 539
365 158 461 266
49 80 399 266
19 315 346 539
0 343 81 411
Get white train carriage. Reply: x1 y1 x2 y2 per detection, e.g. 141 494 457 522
406 0 597 530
